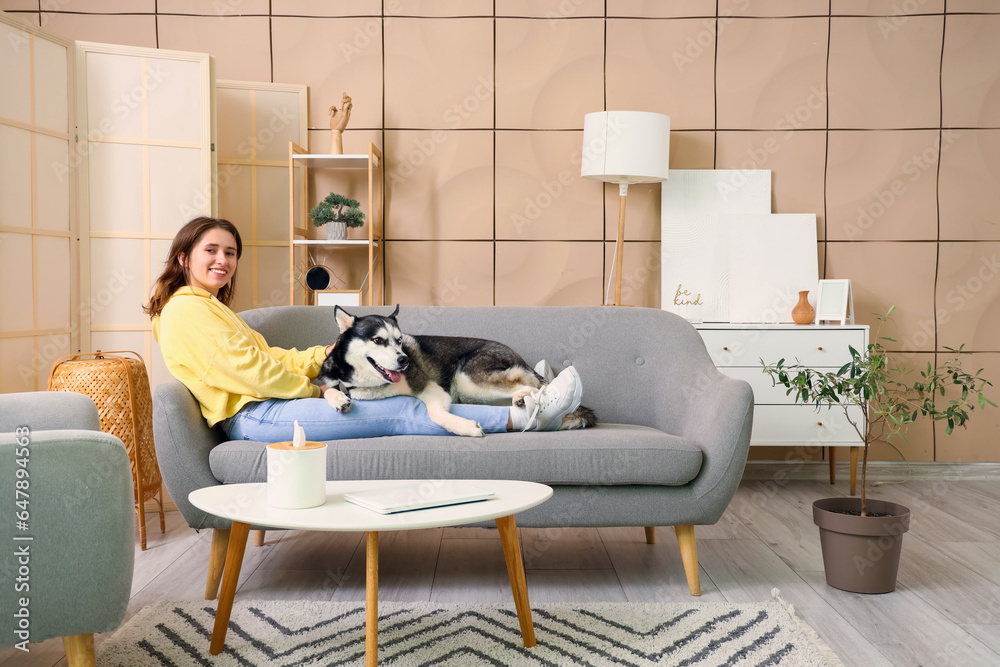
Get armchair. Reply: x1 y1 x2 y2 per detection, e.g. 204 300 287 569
0 392 135 667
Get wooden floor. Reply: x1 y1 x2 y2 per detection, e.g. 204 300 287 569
4 476 1000 666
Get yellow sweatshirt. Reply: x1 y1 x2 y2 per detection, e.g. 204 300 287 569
152 286 327 426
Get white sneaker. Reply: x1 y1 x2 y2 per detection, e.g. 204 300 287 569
534 359 555 384
522 366 583 431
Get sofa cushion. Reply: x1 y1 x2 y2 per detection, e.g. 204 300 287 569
209 423 703 487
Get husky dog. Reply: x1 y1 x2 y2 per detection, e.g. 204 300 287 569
316 305 597 437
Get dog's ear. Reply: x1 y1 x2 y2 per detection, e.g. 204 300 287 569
334 305 355 333
388 304 400 320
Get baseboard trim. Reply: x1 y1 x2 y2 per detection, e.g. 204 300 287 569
145 464 998 516
743 461 1000 481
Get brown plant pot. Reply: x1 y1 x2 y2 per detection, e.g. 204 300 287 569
812 497 911 594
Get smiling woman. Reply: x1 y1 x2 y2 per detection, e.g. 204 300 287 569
146 218 584 444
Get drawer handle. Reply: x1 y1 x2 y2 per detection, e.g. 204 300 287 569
817 422 823 426
818 346 823 351
723 346 728 351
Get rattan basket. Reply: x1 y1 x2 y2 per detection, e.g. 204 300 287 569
48 350 165 550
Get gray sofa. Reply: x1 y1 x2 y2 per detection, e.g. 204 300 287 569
1 392 135 666
153 305 754 597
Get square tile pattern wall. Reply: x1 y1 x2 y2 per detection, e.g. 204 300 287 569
4 1 1000 461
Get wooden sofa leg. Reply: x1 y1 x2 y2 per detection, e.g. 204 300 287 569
674 525 701 596
644 527 656 544
63 633 95 667
255 529 266 546
206 527 231 600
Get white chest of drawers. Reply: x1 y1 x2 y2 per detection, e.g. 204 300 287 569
694 323 869 494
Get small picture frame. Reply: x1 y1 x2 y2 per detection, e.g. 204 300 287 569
315 290 361 307
816 279 853 325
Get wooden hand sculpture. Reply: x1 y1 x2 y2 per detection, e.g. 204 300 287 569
328 93 352 154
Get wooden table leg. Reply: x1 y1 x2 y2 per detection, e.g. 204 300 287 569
366 531 379 667
850 447 859 496
210 520 250 655
828 446 836 484
495 514 536 647
205 527 230 600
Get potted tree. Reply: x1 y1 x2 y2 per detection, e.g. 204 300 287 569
761 307 993 594
310 192 365 240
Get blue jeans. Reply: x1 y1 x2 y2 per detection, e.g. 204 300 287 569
222 396 510 442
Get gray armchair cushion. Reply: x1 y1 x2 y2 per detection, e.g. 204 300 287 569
0 391 101 432
1 392 134 645
210 423 703 486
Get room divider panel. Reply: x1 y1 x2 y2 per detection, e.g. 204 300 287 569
0 14 75 393
75 41 213 389
215 80 307 313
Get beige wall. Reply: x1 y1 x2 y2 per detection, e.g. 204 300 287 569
3 0 999 462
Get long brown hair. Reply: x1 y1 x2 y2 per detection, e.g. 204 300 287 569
144 217 243 318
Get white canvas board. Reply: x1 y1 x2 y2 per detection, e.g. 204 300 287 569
661 170 771 322
316 291 362 307
727 214 819 323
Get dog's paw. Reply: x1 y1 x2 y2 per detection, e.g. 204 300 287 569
454 421 484 438
324 388 352 413
511 388 534 408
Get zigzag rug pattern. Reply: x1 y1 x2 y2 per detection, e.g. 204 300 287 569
97 595 844 666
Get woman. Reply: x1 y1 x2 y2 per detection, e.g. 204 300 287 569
147 217 581 442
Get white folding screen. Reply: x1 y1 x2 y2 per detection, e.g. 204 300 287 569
215 80 307 314
0 14 75 392
75 42 213 389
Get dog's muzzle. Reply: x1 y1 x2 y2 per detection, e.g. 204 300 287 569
368 356 406 383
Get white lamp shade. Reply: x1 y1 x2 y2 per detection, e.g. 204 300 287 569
580 111 671 184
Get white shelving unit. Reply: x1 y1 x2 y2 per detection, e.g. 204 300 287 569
288 142 384 306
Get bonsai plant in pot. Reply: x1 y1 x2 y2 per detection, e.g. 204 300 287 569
761 306 993 594
310 192 365 240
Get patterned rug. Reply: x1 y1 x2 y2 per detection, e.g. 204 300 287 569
97 590 844 666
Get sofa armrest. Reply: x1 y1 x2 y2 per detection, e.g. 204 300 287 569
0 430 134 644
152 381 230 531
675 370 755 522
0 391 101 433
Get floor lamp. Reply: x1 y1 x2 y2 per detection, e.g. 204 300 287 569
581 111 671 306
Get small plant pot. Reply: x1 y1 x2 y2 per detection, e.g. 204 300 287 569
812 497 910 594
325 221 347 240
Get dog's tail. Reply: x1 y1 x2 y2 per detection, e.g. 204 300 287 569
558 406 597 430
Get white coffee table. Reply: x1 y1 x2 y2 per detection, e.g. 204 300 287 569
189 479 553 666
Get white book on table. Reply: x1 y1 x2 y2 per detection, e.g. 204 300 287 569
343 481 496 514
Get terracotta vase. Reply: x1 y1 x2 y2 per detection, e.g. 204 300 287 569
792 290 815 325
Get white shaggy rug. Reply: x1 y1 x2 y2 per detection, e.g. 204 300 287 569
98 590 844 666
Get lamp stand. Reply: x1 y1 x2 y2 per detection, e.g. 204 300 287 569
612 180 629 306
